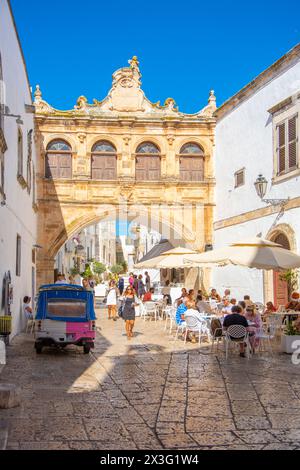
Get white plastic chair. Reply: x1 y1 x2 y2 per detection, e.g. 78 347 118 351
225 324 251 359
174 321 187 341
183 315 208 346
164 306 175 332
25 317 35 334
141 302 158 322
266 315 283 341
256 324 276 356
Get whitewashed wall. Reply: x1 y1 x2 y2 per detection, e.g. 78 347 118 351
213 55 300 303
0 0 37 339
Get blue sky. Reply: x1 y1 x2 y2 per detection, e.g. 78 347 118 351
11 0 300 113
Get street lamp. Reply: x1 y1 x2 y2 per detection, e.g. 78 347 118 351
254 174 289 206
254 174 289 231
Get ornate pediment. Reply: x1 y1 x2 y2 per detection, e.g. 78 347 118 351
34 57 216 120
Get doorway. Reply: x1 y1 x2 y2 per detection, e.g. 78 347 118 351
273 233 290 308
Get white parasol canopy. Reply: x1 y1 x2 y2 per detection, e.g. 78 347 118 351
184 237 300 271
134 246 198 269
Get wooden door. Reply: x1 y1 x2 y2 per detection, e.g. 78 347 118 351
136 156 160 181
46 153 71 179
180 157 203 181
91 155 116 180
273 271 289 308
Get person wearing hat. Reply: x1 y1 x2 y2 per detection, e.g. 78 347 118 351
285 292 300 311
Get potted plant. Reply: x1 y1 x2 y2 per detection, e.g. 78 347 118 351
281 319 300 354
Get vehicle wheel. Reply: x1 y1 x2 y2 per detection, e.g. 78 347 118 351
83 344 91 354
35 345 43 354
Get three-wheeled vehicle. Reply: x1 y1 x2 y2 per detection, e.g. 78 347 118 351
34 284 96 354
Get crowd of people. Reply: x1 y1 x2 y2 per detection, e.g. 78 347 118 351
173 286 300 356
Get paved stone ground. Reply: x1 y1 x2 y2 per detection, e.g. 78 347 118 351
1 308 300 450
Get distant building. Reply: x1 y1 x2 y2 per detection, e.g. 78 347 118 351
213 43 300 305
0 0 37 340
55 221 117 277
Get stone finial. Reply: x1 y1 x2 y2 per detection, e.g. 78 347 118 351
34 84 42 103
208 89 216 107
128 55 140 71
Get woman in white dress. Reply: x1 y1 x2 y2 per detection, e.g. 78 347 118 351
106 280 119 321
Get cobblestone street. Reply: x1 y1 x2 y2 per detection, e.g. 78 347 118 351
1 308 300 450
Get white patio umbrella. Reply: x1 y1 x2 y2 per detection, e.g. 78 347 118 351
134 246 198 269
184 237 300 271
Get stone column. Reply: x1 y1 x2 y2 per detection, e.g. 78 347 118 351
36 255 55 287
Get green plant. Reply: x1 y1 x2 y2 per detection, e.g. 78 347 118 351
280 269 299 292
80 264 93 279
92 261 106 276
284 322 299 335
70 267 80 276
110 264 123 275
121 260 128 273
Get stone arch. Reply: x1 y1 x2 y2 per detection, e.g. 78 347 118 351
266 223 297 251
133 136 166 154
87 134 120 154
37 202 202 285
43 133 78 153
174 136 211 156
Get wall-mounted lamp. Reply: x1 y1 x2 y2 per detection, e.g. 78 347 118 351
254 174 289 231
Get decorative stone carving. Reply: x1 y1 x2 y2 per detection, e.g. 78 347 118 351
198 90 217 118
164 98 177 112
167 134 175 146
75 96 88 112
34 85 55 114
77 133 86 143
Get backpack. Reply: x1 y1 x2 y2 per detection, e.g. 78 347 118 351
210 318 223 337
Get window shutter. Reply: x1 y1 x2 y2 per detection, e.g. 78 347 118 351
288 115 297 169
278 123 286 174
235 170 245 187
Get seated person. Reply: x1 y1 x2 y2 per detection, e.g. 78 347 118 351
176 288 188 306
223 305 252 357
286 292 300 310
222 289 231 301
230 298 237 306
244 295 254 308
238 300 246 316
185 300 204 342
176 299 187 325
209 288 221 302
196 297 213 314
263 301 276 321
188 289 195 302
221 299 233 316
143 288 154 302
23 296 33 319
245 304 262 352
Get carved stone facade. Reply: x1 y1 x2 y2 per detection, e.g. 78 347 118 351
34 57 216 286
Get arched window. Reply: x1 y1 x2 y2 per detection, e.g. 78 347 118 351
91 140 117 180
45 139 72 179
135 142 161 181
179 142 204 181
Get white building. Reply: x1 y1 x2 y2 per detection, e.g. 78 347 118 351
0 0 37 339
55 220 117 277
213 43 300 306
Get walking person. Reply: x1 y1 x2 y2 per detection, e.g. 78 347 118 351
137 274 146 299
121 286 139 339
145 271 151 292
118 275 125 296
133 275 138 294
106 279 119 321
